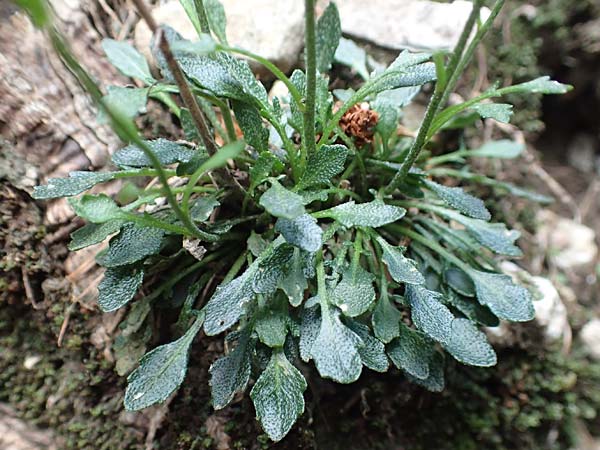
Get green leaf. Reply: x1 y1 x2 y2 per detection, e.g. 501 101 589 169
255 299 288 348
444 267 475 297
332 265 376 317
377 237 424 285
209 328 253 409
406 285 453 345
406 351 445 392
259 180 305 220
203 271 255 335
33 171 123 199
311 304 363 383
372 293 401 344
318 200 405 228
69 220 125 251
387 324 435 380
190 196 220 222
250 152 284 192
102 39 154 84
334 37 369 80
297 144 348 189
365 53 436 96
124 318 202 410
424 180 491 221
443 318 496 367
69 194 127 224
252 243 295 294
112 139 196 168
346 320 389 373
275 214 322 253
250 349 307 442
442 209 522 256
507 76 572 95
171 35 217 55
446 292 499 327
178 0 204 36
280 248 310 307
99 86 148 123
205 0 228 44
98 265 144 312
315 2 341 73
468 269 535 322
98 224 164 268
467 140 525 159
232 100 268 152
471 103 513 123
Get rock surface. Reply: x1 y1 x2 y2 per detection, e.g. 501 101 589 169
134 0 305 75
337 0 490 51
536 210 598 272
0 403 58 450
581 319 600 360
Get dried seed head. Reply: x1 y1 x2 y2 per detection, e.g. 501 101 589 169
339 102 379 146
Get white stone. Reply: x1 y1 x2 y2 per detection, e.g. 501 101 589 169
536 210 598 271
134 0 305 76
581 319 600 360
530 276 569 343
337 0 491 52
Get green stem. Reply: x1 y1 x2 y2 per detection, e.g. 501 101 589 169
223 46 304 111
302 0 317 169
222 250 248 284
385 1 484 193
439 0 505 110
193 0 210 34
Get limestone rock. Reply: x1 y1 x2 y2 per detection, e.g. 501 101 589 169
581 319 600 360
337 0 491 52
536 210 598 272
134 0 305 76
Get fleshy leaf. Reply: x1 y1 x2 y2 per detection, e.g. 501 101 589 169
406 351 445 392
259 181 305 220
124 318 202 410
406 284 453 345
69 220 125 251
102 38 154 84
252 244 295 294
98 265 144 312
33 171 124 199
250 152 284 192
97 224 164 268
299 305 321 362
467 140 525 159
444 267 475 297
275 214 322 253
205 0 228 44
387 324 434 380
372 293 401 344
232 100 269 152
507 76 572 95
69 194 127 224
443 318 497 367
255 299 288 348
112 139 196 168
377 237 424 284
315 2 341 73
424 180 491 221
346 320 389 373
280 248 310 307
332 265 376 317
311 304 363 383
99 86 148 123
190 196 220 222
209 328 253 409
469 269 535 322
297 144 348 189
471 103 513 123
250 350 307 442
334 37 369 80
318 200 405 227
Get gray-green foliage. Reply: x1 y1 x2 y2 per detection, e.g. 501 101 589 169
25 0 572 443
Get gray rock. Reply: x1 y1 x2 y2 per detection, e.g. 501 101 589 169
581 319 600 361
337 0 490 52
134 0 304 76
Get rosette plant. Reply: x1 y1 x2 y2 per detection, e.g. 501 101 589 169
19 0 570 441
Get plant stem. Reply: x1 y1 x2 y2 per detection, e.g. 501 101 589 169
385 1 483 193
439 0 505 110
193 0 210 34
302 0 317 169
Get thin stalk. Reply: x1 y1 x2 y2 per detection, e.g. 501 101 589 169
439 0 505 109
193 0 210 34
385 1 484 193
302 0 317 169
223 46 305 110
222 250 248 284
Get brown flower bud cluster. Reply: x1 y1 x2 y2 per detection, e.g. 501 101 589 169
339 102 379 147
